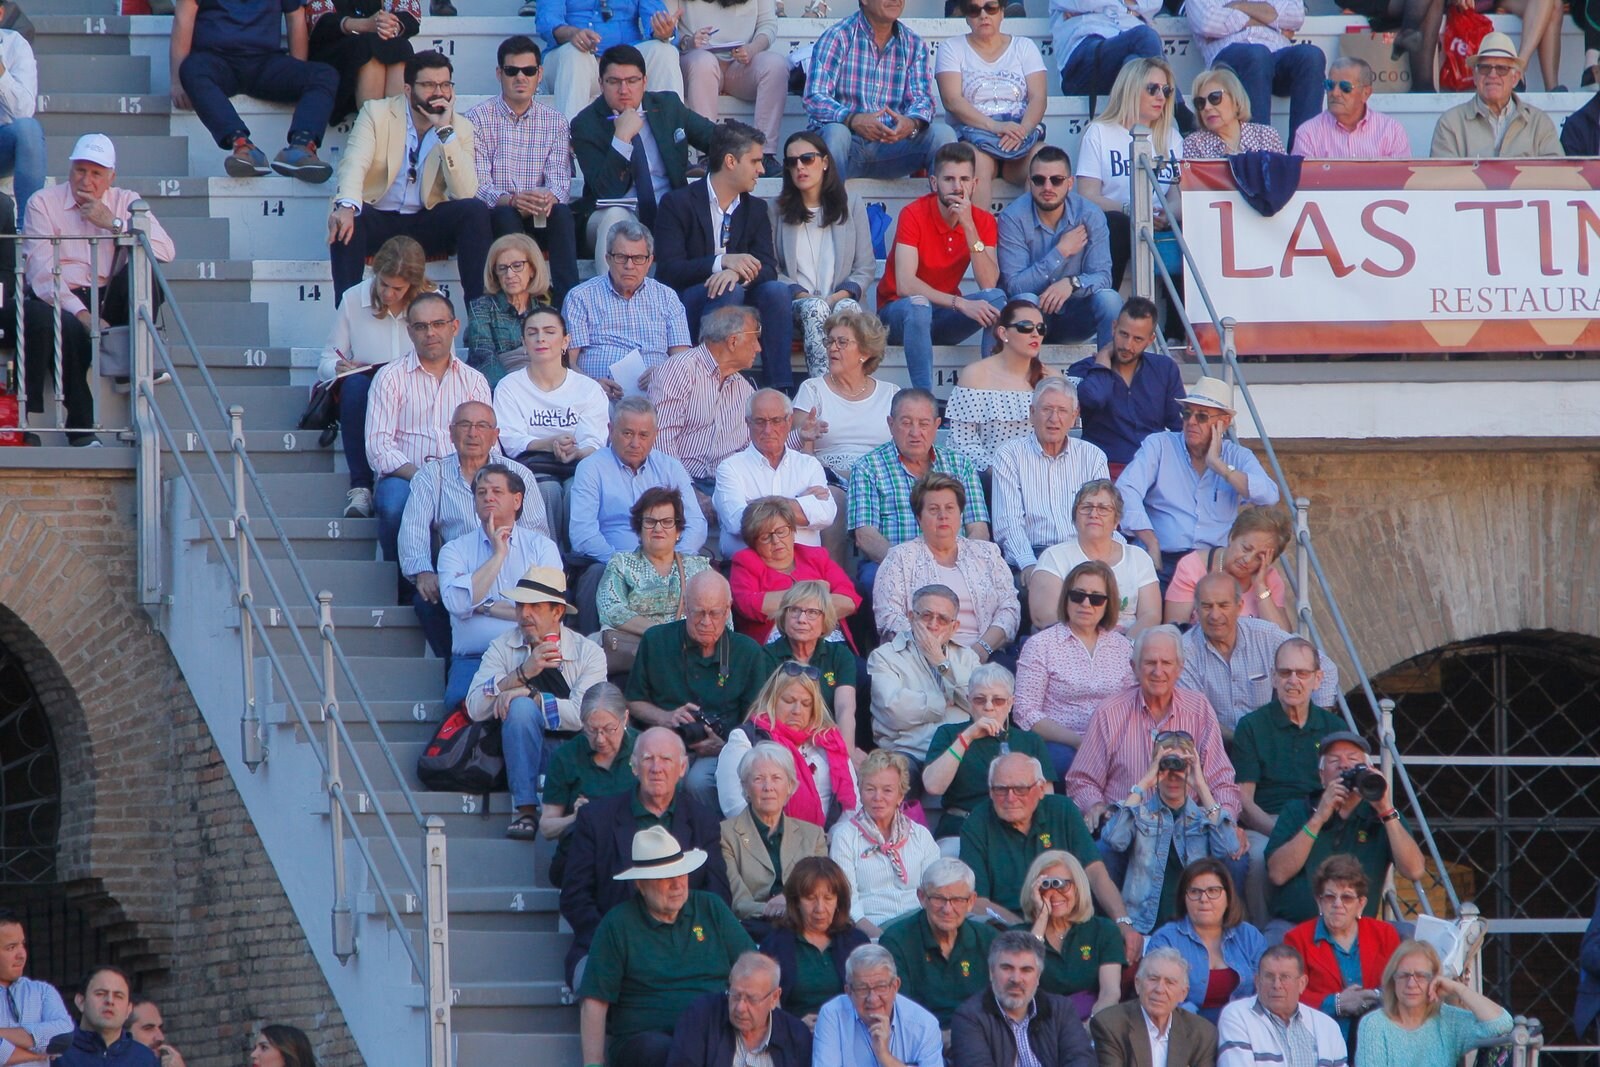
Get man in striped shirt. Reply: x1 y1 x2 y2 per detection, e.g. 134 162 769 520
1289 57 1412 160
0 910 72 1064
990 377 1111 575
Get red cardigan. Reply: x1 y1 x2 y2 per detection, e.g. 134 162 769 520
1283 916 1402 1012
728 543 861 651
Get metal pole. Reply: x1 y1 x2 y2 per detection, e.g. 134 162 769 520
1220 316 1238 395
1129 125 1155 302
234 405 265 772
50 239 63 434
323 590 356 964
1294 497 1310 638
88 237 101 432
130 205 160 605
425 815 453 1067
12 233 26 432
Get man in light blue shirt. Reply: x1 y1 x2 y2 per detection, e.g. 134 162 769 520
0 910 73 1064
814 945 944 1067
1116 377 1278 585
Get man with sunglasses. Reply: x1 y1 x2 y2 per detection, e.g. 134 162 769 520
1289 57 1410 160
1430 31 1561 158
1184 0 1326 147
998 145 1123 350
466 36 580 302
1115 376 1278 588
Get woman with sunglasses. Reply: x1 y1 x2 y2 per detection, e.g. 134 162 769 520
1146 857 1266 1024
922 662 1051 841
934 0 1048 213
466 233 554 387
1183 67 1284 159
765 581 862 759
306 0 419 122
1014 560 1134 781
944 299 1058 472
717 662 859 826
1028 479 1161 635
1283 854 1401 1045
1165 506 1292 629
1354 940 1511 1067
1016 850 1125 1021
730 497 860 645
774 134 878 381
1074 57 1183 292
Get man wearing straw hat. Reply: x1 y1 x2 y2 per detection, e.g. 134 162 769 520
1430 32 1561 159
578 824 754 1067
466 564 607 840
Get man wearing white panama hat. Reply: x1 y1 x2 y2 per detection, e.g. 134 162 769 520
1115 377 1279 588
466 564 607 840
1430 31 1561 159
578 824 755 1067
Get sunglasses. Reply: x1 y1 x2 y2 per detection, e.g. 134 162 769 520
1066 589 1109 607
963 1 1002 13
503 64 541 78
1199 89 1228 108
1323 78 1356 94
778 661 822 681
1144 82 1174 98
1030 173 1068 187
1181 408 1219 423
1153 729 1195 746
1003 320 1043 334
784 151 823 168
1476 62 1517 77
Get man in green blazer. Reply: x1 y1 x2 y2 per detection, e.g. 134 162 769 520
572 43 717 277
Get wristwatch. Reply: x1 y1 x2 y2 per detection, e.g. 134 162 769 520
971 239 986 254
1113 917 1134 927
437 126 455 143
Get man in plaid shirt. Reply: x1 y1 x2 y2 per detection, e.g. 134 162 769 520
804 0 955 178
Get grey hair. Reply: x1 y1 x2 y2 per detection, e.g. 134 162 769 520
1032 376 1078 408
919 857 976 894
912 583 960 611
968 662 1015 698
1138 946 1190 988
844 944 898 984
987 752 1046 788
730 950 782 987
613 395 655 421
1132 624 1185 669
748 388 793 419
701 305 759 346
989 929 1046 968
631 725 687 770
738 741 798 793
606 218 655 256
579 682 628 727
1328 55 1376 85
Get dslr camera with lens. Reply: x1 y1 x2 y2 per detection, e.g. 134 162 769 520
676 711 714 747
1337 763 1387 802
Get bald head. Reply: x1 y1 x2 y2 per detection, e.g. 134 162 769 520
684 570 732 653
451 400 499 459
1195 572 1242 603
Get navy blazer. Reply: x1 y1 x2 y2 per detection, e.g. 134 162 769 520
667 991 813 1067
558 787 732 981
654 178 779 291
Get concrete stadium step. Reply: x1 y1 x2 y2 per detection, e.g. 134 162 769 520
256 556 401 605
321 786 524 819
356 886 559 918
161 383 309 435
256 651 447 704
184 514 383 566
37 53 150 94
171 364 293 390
164 426 336 474
36 91 168 137
367 831 548 894
268 696 445 733
31 14 137 56
45 132 188 177
152 219 234 258
189 469 361 515
456 1033 581 1066
425 928 569 983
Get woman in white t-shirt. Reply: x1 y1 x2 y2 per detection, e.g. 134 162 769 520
1075 56 1184 291
934 0 1048 213
1027 478 1161 636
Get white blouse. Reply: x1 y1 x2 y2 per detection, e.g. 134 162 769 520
791 375 898 480
944 386 1034 471
318 282 414 381
828 814 941 925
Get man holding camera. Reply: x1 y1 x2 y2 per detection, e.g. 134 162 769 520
1261 731 1426 940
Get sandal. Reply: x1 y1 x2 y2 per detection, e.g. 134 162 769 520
506 813 539 840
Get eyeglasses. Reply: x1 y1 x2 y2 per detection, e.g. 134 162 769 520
926 892 973 907
823 335 855 349
756 526 795 544
785 606 825 621
1037 877 1073 892
1199 89 1228 108
1066 589 1109 607
914 609 957 626
1181 408 1218 424
1323 78 1357 94
1320 891 1362 906
990 783 1038 797
584 721 624 740
503 64 541 78
608 252 651 266
1003 320 1043 334
1395 970 1436 986
494 259 530 275
1476 62 1517 77
1144 82 1174 98
602 75 646 89
413 79 455 94
1077 502 1115 515
785 151 823 168
748 416 789 429
409 318 455 333
727 987 777 1006
850 981 896 997
452 420 494 432
1030 174 1068 187
1275 667 1317 679
1186 884 1226 901
640 516 681 530
963 1 1003 13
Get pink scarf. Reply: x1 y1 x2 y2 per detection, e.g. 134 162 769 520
753 711 857 826
849 809 914 885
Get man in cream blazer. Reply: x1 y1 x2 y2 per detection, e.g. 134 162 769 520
327 51 493 306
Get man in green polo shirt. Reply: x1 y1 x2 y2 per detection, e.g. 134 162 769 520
579 825 755 1067
625 570 771 810
1231 637 1347 926
880 857 996 1029
1263 730 1428 941
960 752 1143 963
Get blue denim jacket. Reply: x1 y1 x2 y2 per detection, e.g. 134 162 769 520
1101 793 1238 934
1146 916 1266 1016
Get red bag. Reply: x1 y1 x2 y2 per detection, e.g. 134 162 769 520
0 393 22 447
1440 6 1494 91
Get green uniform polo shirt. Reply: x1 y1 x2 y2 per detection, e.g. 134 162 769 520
1231 699 1347 816
577 890 755 1038
543 728 639 810
767 636 857 715
1015 915 1125 998
959 794 1100 914
1264 797 1408 923
880 911 996 1027
625 619 770 740
925 723 1054 839
786 938 843 1018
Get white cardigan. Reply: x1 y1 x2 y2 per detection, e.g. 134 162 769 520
827 814 940 926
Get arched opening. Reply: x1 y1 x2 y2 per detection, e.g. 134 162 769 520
1368 631 1600 1047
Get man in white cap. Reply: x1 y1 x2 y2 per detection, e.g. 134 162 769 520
466 564 607 839
1114 376 1279 587
21 134 176 445
1431 31 1562 159
576 824 754 1067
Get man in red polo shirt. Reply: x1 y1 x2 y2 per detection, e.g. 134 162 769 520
878 141 1007 393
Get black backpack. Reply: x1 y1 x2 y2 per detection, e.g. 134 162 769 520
417 706 506 793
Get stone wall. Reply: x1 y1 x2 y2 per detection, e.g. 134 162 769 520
0 469 359 1066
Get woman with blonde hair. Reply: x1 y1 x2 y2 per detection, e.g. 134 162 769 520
1075 56 1183 291
1016 849 1125 1020
1183 67 1285 159
828 749 940 936
763 581 861 755
1355 940 1511 1066
716 662 858 826
466 232 552 386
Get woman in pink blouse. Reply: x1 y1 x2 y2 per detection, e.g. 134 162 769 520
1165 506 1292 630
1014 560 1135 783
730 496 861 649
1182 67 1285 159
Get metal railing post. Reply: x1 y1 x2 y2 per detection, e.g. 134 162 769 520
234 405 265 772
1457 900 1486 989
1220 317 1238 395
323 590 356 963
12 232 26 432
129 205 160 605
425 816 453 1067
1294 497 1311 638
1130 126 1155 301
49 239 64 431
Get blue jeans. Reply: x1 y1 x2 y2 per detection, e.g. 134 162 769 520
681 278 797 389
1213 42 1327 148
502 695 557 808
179 50 337 149
1020 288 1124 347
444 652 482 710
1045 741 1077 784
880 288 1007 391
817 120 957 181
0 118 46 221
1096 833 1247 906
1060 26 1164 96
338 371 374 490
374 474 412 564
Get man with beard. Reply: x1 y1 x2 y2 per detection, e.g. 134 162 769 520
1068 297 1183 478
950 930 1094 1067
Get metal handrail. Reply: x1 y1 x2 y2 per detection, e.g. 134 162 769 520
121 210 451 1062
1128 136 1462 916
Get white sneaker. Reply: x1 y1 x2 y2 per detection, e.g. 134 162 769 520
344 487 373 518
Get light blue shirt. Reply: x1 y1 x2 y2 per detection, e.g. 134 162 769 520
1146 916 1267 1016
998 191 1113 300
1178 617 1341 734
0 976 74 1062
1116 430 1279 552
568 445 707 562
813 993 945 1067
437 525 561 653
